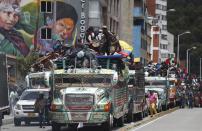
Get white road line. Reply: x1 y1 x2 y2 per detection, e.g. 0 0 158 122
130 114 169 131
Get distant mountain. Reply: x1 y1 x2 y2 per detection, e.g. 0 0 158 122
168 0 202 75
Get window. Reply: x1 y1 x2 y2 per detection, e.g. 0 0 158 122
160 44 167 50
41 28 52 39
162 25 167 30
41 1 52 13
162 15 167 21
161 34 167 40
162 5 167 11
161 53 167 58
156 4 161 10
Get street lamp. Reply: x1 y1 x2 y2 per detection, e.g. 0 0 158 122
186 46 197 74
200 58 202 81
177 31 191 66
167 9 176 12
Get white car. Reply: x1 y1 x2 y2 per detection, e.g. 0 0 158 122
14 88 50 126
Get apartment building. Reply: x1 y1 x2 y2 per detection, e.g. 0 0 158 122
106 0 133 45
146 0 174 63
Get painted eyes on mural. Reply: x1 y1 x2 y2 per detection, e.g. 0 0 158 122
4 11 19 19
57 23 66 29
57 22 73 31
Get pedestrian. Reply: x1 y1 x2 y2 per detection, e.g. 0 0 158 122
179 90 185 108
0 0 30 56
188 89 194 108
148 90 157 117
34 93 46 128
9 90 15 115
45 91 52 125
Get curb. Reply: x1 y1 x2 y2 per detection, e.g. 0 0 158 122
116 107 179 131
2 117 13 125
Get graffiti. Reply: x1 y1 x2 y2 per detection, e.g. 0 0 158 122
0 0 88 57
36 1 79 55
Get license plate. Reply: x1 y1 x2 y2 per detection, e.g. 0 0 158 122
28 113 35 117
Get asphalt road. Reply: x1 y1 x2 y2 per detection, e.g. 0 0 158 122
1 108 202 131
129 108 202 131
1 122 114 131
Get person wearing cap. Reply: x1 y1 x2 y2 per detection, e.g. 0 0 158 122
37 1 78 55
0 0 30 57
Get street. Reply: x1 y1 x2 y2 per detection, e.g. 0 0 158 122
1 108 202 131
129 108 202 131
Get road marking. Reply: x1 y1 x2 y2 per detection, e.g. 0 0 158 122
130 114 169 131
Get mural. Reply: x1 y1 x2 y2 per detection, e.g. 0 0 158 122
0 0 88 57
0 0 30 57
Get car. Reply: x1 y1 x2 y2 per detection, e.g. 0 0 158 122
14 88 50 126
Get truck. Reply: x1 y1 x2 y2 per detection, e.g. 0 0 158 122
25 71 52 89
126 63 146 122
0 52 10 126
49 55 129 131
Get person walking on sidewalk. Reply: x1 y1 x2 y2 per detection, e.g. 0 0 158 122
34 93 46 128
188 89 194 108
148 90 157 117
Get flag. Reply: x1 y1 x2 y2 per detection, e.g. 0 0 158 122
165 58 170 65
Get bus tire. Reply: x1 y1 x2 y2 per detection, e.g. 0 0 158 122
116 116 124 127
102 114 113 131
52 122 61 131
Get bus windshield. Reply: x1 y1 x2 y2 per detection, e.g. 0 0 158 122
29 77 48 88
55 75 113 89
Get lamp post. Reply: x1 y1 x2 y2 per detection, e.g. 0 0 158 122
177 31 191 66
200 58 202 81
186 46 197 74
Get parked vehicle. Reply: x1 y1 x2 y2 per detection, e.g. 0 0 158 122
49 56 129 131
14 88 50 126
145 76 169 111
25 71 52 89
0 53 10 126
127 63 146 122
145 87 167 112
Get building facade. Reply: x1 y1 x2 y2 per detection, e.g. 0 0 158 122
106 0 133 45
167 32 175 59
146 0 173 63
133 0 148 65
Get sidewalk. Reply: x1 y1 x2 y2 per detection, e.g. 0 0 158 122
2 115 14 125
116 107 179 131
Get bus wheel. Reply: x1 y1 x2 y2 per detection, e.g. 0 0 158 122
116 116 124 127
52 122 61 131
102 114 113 131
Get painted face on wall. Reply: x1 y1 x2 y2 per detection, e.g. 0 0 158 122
0 11 19 30
54 18 75 40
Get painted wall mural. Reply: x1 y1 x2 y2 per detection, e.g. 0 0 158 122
0 0 88 57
